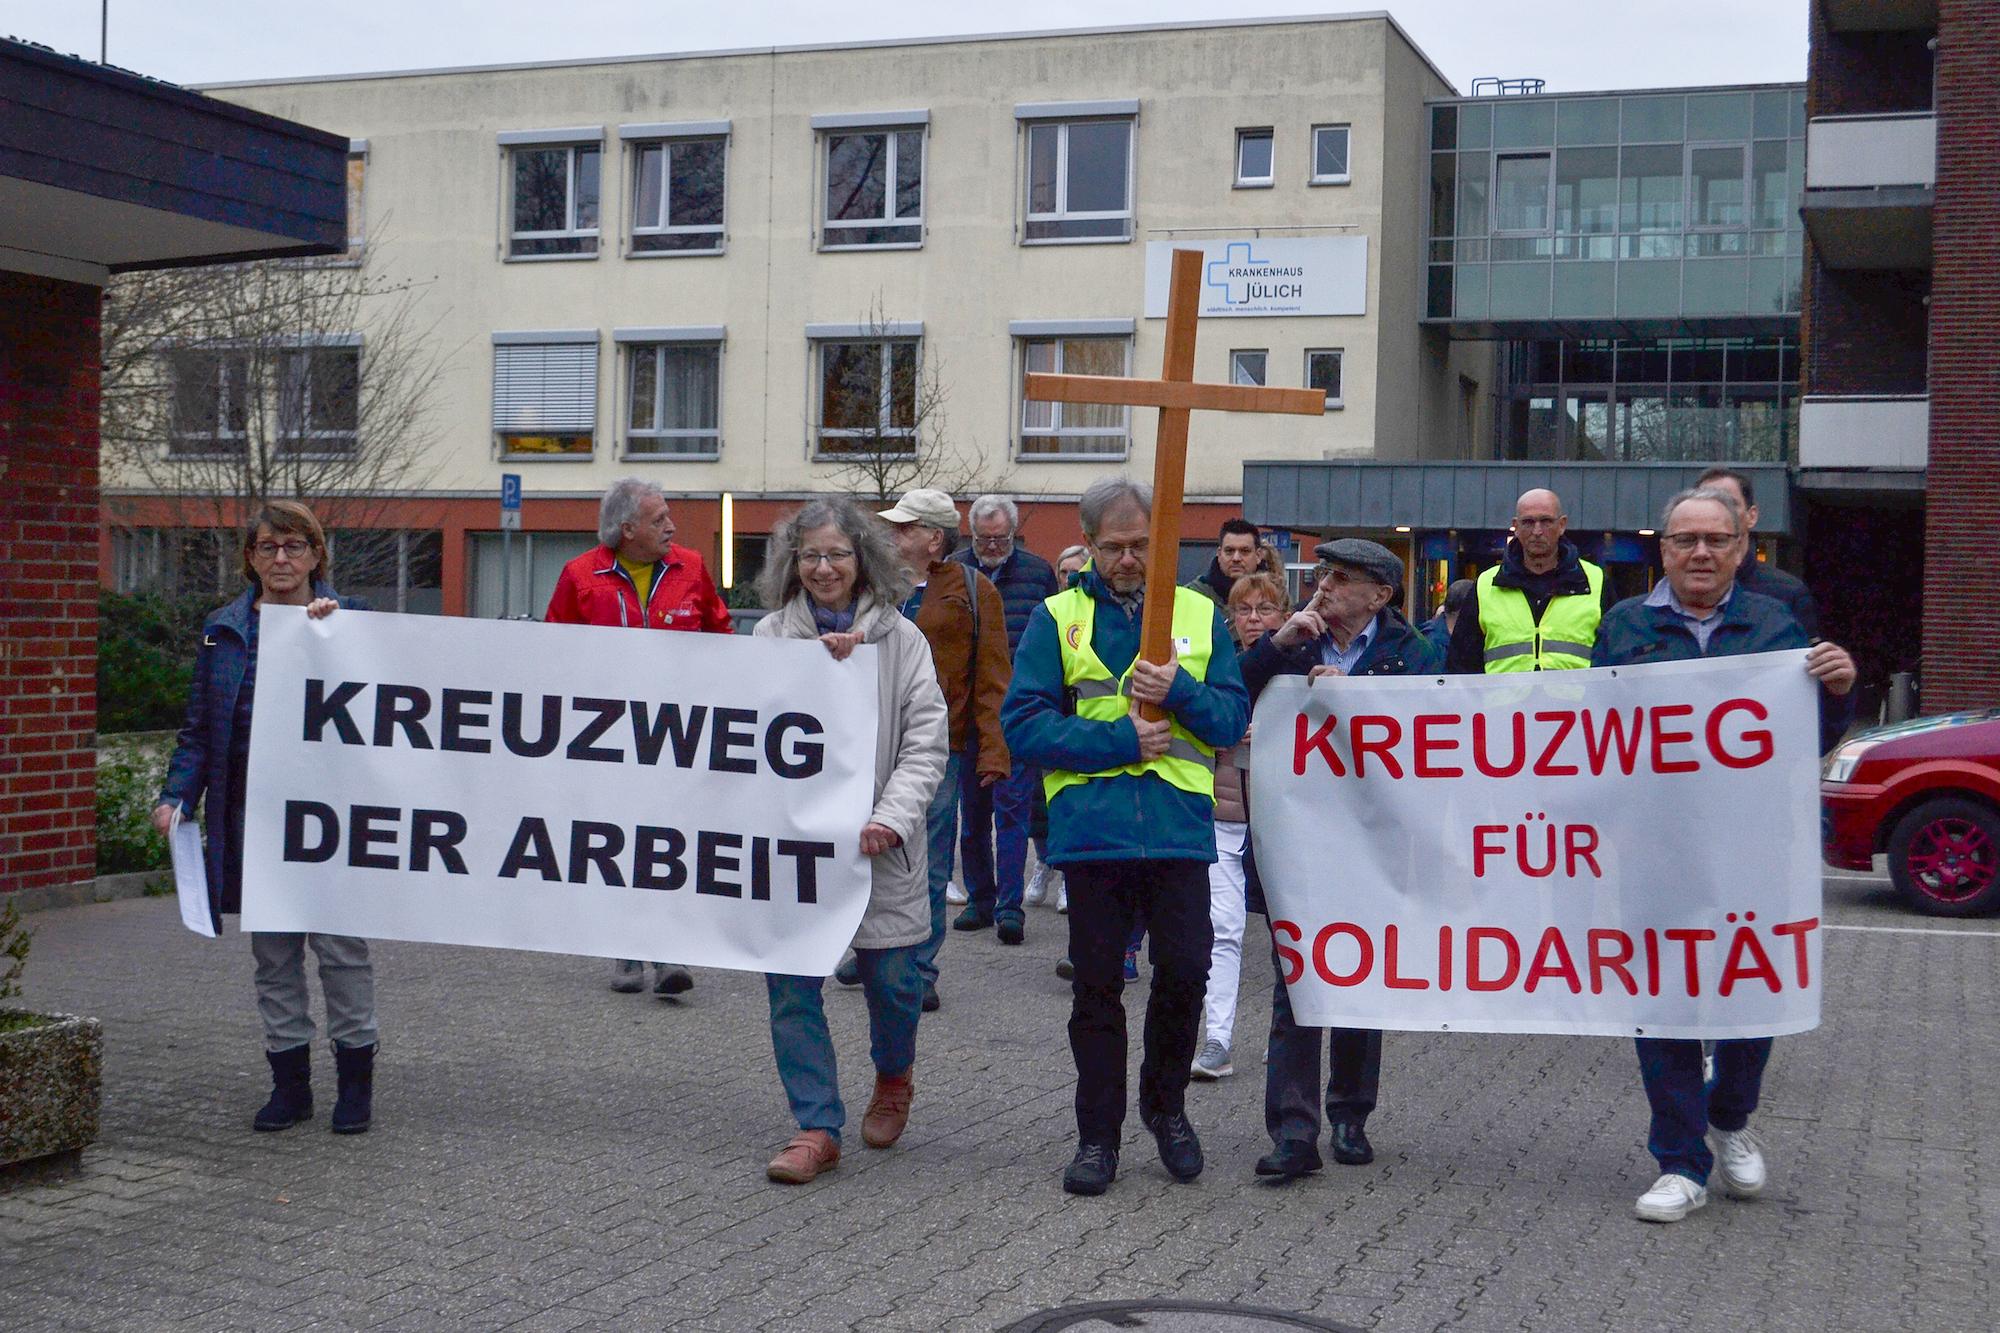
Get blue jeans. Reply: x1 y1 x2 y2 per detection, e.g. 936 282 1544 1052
1635 1036 1774 1184
912 751 962 987
765 945 924 1145
960 756 1035 925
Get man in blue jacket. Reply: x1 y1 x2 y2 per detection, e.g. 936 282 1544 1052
950 494 1060 940
1002 477 1249 1196
1593 486 1855 1224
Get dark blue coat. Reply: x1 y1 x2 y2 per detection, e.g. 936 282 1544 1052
950 544 1060 656
1236 607 1443 915
159 582 364 930
1001 570 1249 865
1589 586 1852 755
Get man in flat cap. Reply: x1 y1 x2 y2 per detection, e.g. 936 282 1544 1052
1236 538 1442 1180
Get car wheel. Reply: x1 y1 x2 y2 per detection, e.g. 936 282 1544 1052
1886 797 2000 917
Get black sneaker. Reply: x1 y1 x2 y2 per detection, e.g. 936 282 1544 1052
1055 957 1075 980
653 964 694 996
921 982 941 1013
1146 1112 1204 1182
833 954 861 986
952 907 993 931
997 917 1025 946
1062 1143 1118 1195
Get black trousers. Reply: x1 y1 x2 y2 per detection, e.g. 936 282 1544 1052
1264 936 1383 1147
1065 858 1212 1146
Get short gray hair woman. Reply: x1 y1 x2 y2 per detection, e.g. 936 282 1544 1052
751 497 947 1184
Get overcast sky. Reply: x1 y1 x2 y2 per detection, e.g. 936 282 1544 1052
4 0 1805 91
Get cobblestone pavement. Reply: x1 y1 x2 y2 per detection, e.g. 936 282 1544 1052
2 870 1993 1332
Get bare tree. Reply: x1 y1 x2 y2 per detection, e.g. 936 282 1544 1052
99 237 453 599
812 300 1002 505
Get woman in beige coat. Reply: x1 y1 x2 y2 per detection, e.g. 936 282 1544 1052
753 497 949 1184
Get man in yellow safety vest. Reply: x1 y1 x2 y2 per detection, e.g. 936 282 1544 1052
1001 477 1249 1198
1446 487 1617 674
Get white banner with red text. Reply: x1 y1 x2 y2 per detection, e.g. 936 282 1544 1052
240 606 880 976
1248 651 1822 1038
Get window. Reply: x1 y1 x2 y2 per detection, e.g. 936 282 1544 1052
278 345 360 455
631 137 725 253
1230 350 1268 386
1311 124 1351 185
470 530 598 619
1235 128 1273 187
1306 349 1344 409
626 342 721 457
345 147 366 258
168 349 251 455
1019 337 1129 456
1689 145 1747 229
1024 119 1133 242
111 528 234 597
327 530 444 614
823 129 923 247
507 141 600 257
493 335 598 456
815 340 918 456
1493 153 1552 232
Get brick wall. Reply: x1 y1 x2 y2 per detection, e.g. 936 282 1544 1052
0 270 101 894
1807 5 1935 118
1803 266 1931 396
1922 0 2000 712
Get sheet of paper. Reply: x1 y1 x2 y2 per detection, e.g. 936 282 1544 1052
168 812 217 938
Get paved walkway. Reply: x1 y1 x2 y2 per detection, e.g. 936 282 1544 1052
1 872 1993 1332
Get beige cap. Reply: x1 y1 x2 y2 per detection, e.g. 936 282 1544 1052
877 488 961 531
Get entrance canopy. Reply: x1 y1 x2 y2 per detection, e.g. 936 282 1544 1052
1243 460 1794 537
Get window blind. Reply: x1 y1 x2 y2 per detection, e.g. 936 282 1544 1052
493 342 599 432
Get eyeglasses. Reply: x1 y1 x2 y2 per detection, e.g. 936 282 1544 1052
1232 603 1286 618
797 549 857 567
1661 532 1738 553
972 535 1014 549
1092 540 1150 562
252 540 312 559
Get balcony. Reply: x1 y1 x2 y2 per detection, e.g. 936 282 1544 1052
1803 113 1935 269
1821 0 1936 32
1799 394 1928 470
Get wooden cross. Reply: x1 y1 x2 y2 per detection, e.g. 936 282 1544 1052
1025 247 1325 719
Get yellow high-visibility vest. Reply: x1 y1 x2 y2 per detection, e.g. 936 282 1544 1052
1476 560 1604 671
1042 585 1218 802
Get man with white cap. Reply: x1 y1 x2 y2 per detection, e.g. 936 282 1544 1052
874 489 1012 1009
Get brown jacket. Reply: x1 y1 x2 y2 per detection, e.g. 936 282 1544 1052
911 559 1011 778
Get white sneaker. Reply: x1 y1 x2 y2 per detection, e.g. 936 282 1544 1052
1054 877 1068 914
1190 1039 1233 1081
1709 1127 1766 1198
1634 1172 1708 1223
945 881 967 905
1023 866 1048 907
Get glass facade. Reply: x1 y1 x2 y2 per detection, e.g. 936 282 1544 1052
1425 89 1805 322
1497 336 1797 463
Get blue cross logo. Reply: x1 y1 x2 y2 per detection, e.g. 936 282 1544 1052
1205 242 1267 305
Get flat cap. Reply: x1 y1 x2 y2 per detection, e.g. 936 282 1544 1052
1313 538 1403 600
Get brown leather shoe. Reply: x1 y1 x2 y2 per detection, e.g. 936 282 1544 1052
766 1130 839 1184
861 1070 914 1148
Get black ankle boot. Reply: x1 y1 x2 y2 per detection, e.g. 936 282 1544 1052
330 1042 376 1134
254 1044 313 1131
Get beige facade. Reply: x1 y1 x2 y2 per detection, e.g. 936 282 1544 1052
193 14 1489 511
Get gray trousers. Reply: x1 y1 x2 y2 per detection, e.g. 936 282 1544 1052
250 932 378 1053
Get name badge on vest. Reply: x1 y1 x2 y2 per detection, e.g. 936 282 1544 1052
1174 636 1192 656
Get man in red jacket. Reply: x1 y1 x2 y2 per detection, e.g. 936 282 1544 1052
544 478 734 996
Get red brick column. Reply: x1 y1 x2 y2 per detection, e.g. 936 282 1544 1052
1922 1 2000 712
0 270 102 895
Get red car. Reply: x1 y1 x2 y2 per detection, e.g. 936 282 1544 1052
1822 709 2000 916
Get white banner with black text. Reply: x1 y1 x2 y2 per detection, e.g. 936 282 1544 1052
240 606 879 976
1248 651 1822 1038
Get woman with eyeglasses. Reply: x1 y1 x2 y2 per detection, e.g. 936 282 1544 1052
152 501 379 1135
1189 572 1293 1083
751 498 948 1184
